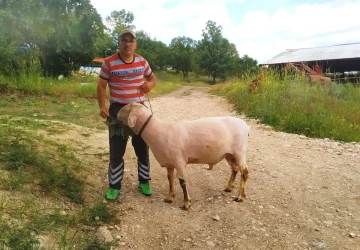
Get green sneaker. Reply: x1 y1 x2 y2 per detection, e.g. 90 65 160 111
105 188 120 200
139 182 153 196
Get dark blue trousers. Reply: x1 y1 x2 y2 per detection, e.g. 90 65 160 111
108 103 151 189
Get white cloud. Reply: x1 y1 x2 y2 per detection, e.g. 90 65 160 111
132 1 232 42
90 0 360 63
231 1 360 63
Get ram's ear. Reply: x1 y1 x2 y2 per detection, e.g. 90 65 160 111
128 112 137 127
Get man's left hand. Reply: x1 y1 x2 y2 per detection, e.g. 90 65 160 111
140 82 151 94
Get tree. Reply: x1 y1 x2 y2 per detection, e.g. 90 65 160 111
105 10 135 44
152 40 172 70
0 0 106 77
169 36 197 78
233 55 259 79
95 9 137 59
197 20 239 83
0 0 49 76
135 30 171 70
39 0 106 76
96 33 117 58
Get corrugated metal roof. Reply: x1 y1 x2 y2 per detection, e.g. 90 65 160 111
262 43 360 65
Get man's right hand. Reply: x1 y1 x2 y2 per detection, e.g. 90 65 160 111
99 107 109 118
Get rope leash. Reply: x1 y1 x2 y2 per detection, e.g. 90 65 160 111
146 93 153 114
137 87 153 114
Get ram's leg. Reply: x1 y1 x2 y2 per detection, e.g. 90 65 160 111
224 154 238 192
234 165 249 202
177 167 191 210
164 167 175 203
225 169 238 192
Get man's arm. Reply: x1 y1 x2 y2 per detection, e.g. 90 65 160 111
141 73 157 94
97 77 109 118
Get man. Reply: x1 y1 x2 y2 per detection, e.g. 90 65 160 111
97 29 157 200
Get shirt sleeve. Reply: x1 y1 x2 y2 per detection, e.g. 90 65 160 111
143 59 152 77
99 61 110 80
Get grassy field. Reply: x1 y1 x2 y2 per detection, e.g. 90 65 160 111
211 72 360 142
0 69 359 249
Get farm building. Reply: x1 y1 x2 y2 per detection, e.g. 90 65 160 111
260 43 360 83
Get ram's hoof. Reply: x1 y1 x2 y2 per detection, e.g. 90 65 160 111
164 198 173 203
233 197 244 202
224 188 232 192
181 203 191 210
181 205 190 210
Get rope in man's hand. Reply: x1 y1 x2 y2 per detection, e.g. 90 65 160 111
138 84 153 114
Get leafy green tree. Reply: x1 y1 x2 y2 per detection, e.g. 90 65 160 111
169 36 197 78
197 20 239 83
96 9 139 59
0 0 49 76
0 0 106 77
39 0 106 76
233 55 259 79
96 32 117 58
152 40 172 70
105 10 135 44
134 31 157 68
135 30 171 70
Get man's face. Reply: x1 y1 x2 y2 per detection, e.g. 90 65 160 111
118 33 137 56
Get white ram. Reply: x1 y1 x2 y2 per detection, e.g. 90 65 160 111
117 103 250 210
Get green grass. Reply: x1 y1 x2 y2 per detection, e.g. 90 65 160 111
0 125 85 202
0 193 113 249
0 118 113 249
3 72 98 97
211 72 360 142
81 201 114 226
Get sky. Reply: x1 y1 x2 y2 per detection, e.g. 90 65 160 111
90 0 360 64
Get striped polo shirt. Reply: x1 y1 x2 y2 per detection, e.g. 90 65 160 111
100 53 153 104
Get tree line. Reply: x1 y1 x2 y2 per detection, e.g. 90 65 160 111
0 0 259 83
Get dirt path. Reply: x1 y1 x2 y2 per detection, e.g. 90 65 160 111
80 86 360 250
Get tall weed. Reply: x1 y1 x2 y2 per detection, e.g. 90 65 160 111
211 74 360 142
